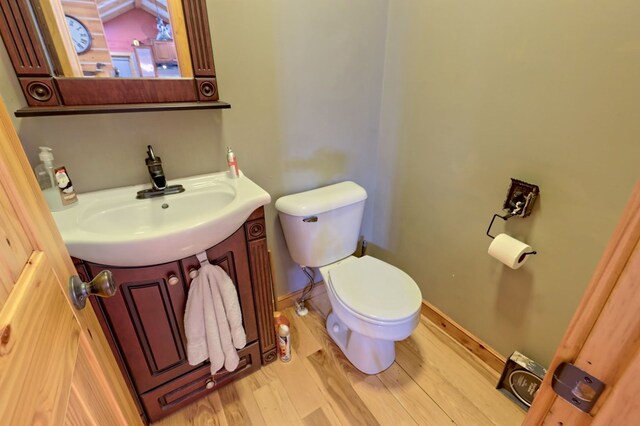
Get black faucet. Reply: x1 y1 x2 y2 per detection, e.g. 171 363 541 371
136 146 185 199
146 145 167 190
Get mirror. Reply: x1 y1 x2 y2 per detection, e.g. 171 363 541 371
0 0 228 115
40 0 191 79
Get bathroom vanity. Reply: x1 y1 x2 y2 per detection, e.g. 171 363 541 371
72 207 276 423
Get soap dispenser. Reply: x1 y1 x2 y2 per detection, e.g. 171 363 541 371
34 146 77 211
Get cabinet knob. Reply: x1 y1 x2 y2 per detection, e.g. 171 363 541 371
205 379 215 389
189 269 198 279
68 270 116 310
168 275 179 286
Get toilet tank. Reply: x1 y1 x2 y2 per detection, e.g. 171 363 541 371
275 181 367 267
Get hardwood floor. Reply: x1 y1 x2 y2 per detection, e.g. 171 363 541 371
155 293 525 425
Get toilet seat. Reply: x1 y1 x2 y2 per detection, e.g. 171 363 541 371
327 256 422 323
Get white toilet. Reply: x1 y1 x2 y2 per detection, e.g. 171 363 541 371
275 181 422 374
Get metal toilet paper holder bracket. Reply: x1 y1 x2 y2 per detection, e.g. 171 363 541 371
486 178 540 259
486 212 514 239
486 213 538 259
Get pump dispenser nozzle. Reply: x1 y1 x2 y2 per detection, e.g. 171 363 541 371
38 146 54 164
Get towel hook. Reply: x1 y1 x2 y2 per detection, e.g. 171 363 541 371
196 252 210 267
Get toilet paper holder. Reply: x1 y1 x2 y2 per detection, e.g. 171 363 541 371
486 213 538 259
486 212 515 239
486 178 539 259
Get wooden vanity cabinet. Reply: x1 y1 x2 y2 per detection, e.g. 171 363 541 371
79 207 276 423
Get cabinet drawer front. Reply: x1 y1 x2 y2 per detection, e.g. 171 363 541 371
140 342 261 422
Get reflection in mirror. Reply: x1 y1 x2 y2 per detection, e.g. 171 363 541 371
36 0 192 79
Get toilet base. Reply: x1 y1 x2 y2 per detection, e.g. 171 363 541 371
326 312 395 374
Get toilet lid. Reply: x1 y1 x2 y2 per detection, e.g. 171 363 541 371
327 256 422 322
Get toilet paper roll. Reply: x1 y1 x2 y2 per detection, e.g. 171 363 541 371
488 233 532 269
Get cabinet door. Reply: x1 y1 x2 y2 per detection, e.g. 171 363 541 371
87 261 196 394
152 41 178 64
180 225 258 344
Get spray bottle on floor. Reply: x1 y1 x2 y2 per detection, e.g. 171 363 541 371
273 311 291 362
278 324 291 363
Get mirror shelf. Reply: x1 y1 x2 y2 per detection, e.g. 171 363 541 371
0 0 228 115
15 100 230 117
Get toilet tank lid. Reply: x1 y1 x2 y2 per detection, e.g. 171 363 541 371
275 181 367 216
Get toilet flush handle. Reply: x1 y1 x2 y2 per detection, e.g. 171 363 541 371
303 216 318 223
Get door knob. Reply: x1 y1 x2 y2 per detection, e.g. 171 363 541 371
69 270 117 310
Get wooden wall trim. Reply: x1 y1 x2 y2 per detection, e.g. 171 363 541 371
420 300 506 374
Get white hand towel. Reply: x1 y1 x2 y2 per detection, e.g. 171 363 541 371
185 267 224 371
184 275 207 365
211 265 246 349
184 263 247 374
202 275 225 373
208 267 240 372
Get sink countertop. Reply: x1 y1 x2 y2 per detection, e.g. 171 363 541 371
53 171 271 266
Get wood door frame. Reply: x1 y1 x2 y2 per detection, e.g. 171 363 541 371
525 181 640 423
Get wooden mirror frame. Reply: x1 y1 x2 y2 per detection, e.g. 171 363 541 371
0 0 230 116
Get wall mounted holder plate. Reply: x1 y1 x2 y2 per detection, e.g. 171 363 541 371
486 178 540 239
503 178 540 218
485 178 539 261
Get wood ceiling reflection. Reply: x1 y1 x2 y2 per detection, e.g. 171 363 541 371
97 0 169 22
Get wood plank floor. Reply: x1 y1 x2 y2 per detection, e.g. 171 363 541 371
155 293 525 425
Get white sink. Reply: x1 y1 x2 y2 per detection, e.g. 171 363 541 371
53 171 271 266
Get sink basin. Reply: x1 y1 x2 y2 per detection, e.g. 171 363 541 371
53 171 271 266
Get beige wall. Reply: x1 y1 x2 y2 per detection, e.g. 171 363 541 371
373 0 640 364
0 0 388 297
2 0 638 366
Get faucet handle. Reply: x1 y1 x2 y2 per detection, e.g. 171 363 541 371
147 145 157 161
145 145 167 190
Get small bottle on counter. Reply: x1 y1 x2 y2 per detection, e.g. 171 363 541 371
226 147 239 179
34 146 78 211
278 324 291 363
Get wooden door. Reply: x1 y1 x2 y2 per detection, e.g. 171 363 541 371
0 97 141 424
525 181 640 424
